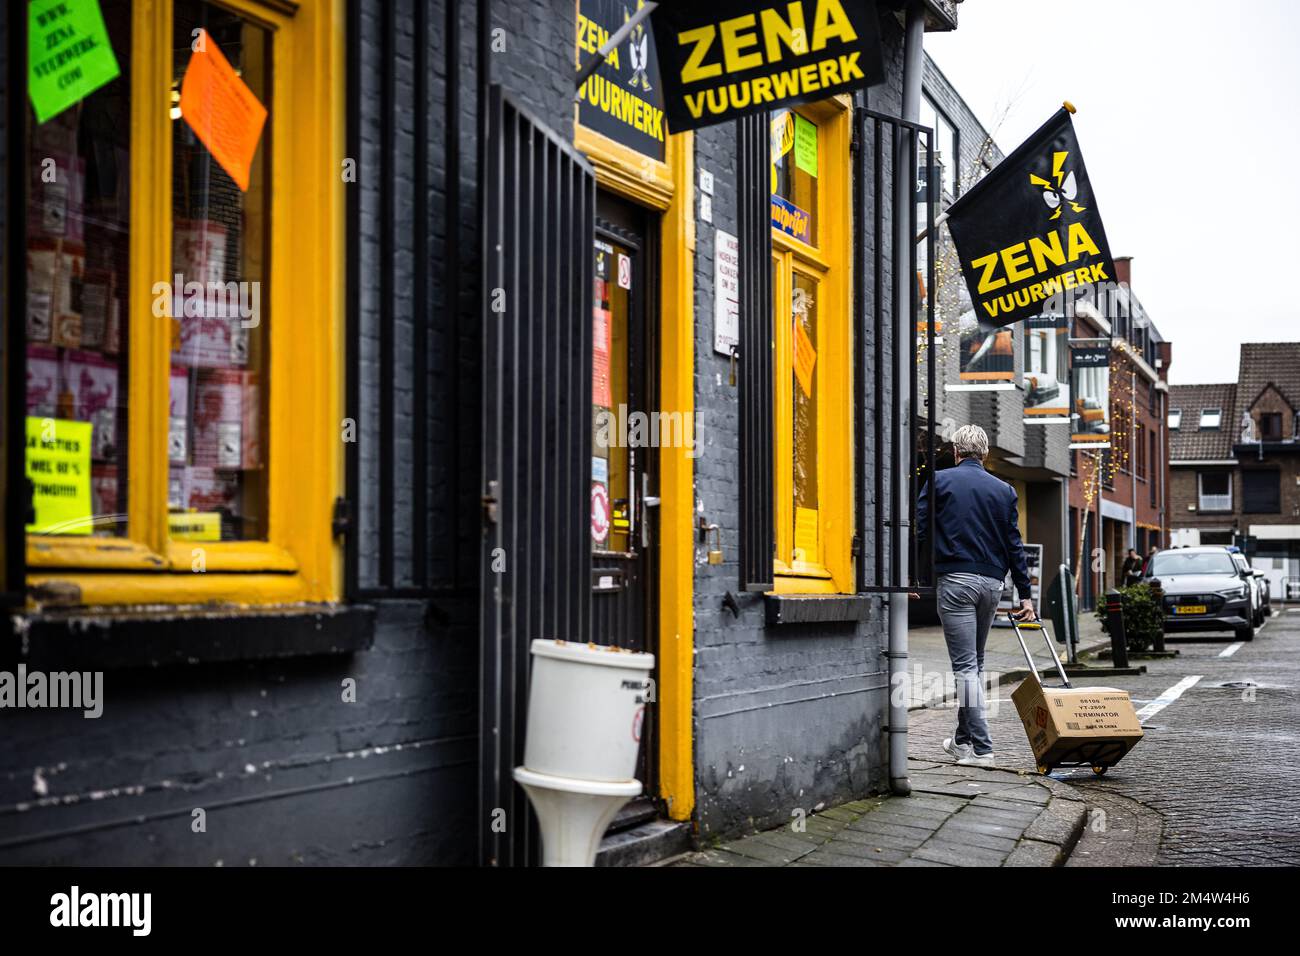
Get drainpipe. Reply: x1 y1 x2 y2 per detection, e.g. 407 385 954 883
888 0 925 798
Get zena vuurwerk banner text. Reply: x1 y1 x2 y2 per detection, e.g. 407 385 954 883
650 0 884 132
944 108 1116 328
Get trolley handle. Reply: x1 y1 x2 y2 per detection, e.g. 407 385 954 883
1006 611 1072 689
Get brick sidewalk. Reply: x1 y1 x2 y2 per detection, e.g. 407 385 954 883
673 759 1086 868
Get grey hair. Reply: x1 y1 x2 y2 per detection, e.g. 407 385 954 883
952 424 990 461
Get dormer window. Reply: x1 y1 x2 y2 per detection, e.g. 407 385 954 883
1200 408 1221 429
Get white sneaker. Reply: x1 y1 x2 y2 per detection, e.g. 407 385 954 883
957 753 995 768
943 737 973 761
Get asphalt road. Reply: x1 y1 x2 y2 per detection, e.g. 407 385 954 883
910 608 1300 866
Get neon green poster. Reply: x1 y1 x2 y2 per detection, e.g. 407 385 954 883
28 0 122 124
794 113 818 177
26 417 93 535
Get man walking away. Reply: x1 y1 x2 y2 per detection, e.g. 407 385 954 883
917 425 1033 767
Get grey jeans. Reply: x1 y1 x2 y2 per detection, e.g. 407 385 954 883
936 572 1003 755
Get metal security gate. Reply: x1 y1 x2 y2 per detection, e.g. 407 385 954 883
855 106 938 596
479 85 595 867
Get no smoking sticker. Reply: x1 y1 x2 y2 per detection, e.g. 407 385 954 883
617 253 632 290
591 482 610 545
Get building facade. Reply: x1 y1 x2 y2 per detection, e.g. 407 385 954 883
1169 344 1300 600
1 0 972 865
916 55 1072 620
1066 258 1173 609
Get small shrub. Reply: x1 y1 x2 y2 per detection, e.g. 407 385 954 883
1094 583 1163 653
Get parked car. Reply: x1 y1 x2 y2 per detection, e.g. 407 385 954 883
1253 571 1271 622
1145 546 1256 641
1227 549 1267 626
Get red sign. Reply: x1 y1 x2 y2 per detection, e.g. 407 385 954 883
591 482 610 544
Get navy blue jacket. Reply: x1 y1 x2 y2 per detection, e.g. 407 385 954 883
916 458 1032 599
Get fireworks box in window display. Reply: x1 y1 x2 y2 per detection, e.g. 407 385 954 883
28 151 85 245
170 367 190 464
63 350 119 461
26 345 60 417
193 369 260 470
28 239 85 347
171 290 250 369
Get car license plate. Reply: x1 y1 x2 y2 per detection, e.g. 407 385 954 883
1175 604 1207 615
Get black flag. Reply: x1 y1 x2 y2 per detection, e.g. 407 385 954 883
945 109 1115 328
649 0 884 133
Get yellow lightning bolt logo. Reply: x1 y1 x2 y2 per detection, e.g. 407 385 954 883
1030 151 1086 220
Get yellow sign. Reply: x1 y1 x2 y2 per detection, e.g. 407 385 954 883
794 506 818 562
26 417 93 535
169 512 222 541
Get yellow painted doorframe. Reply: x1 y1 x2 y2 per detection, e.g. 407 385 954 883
573 119 695 822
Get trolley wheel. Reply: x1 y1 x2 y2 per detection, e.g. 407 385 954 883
1037 765 1050 776
1092 765 1108 776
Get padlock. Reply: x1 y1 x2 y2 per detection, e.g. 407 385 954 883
707 524 723 564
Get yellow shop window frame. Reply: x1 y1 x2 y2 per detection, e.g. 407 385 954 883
27 0 345 608
771 98 852 596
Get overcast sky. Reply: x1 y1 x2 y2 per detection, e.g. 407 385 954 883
926 0 1300 386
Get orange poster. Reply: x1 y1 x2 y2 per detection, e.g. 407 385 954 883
592 308 612 407
179 29 268 192
793 319 817 399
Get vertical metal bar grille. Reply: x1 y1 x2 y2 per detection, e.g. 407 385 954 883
479 86 594 867
737 111 774 592
856 106 936 595
344 0 448 600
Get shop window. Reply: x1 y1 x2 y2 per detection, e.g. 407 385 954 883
769 101 851 593
1242 470 1281 514
25 2 132 539
25 0 342 607
919 95 958 198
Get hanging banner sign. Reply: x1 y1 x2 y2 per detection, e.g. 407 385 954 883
1023 314 1071 421
944 108 1116 328
649 0 884 132
180 28 268 191
948 311 1015 391
26 417 93 535
577 0 667 161
1069 344 1111 448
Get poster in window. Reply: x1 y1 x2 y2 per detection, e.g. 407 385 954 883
1070 345 1111 448
1023 313 1071 422
948 310 1016 391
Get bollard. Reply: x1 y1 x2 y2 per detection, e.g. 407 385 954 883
1104 589 1129 669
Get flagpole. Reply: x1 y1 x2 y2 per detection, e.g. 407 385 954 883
573 2 658 100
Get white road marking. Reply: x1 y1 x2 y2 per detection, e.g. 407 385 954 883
1136 675 1202 722
1218 642 1244 658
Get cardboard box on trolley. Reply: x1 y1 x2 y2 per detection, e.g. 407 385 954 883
1011 677 1143 770
1006 616 1144 773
